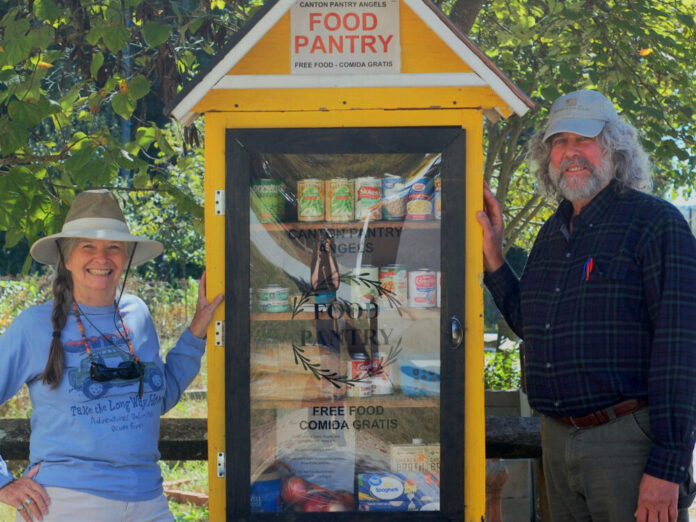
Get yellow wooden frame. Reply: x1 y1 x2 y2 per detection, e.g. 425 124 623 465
203 106 485 521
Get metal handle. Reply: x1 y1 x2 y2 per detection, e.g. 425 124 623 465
450 316 463 349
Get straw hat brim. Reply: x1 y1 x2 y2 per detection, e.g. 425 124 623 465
30 220 163 266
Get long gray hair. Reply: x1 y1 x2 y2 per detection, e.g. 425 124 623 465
527 117 653 199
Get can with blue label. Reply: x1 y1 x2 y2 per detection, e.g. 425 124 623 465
405 177 434 220
250 469 282 512
382 175 406 220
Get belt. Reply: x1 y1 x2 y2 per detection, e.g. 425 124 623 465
554 399 648 429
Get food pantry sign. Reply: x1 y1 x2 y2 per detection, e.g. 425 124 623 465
290 0 401 74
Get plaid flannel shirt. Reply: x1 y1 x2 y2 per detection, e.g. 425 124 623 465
485 180 696 483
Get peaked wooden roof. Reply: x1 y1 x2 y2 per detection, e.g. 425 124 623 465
165 0 535 125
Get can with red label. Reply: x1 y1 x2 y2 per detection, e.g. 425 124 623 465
379 264 408 308
405 177 434 220
355 177 382 221
370 352 393 395
408 269 437 308
347 353 372 398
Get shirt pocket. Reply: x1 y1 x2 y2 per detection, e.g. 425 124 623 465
581 256 644 324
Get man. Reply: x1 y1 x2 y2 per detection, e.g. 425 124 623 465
478 89 696 521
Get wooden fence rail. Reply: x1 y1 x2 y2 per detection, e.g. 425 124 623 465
0 416 540 461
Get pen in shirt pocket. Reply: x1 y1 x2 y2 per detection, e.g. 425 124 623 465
583 256 594 281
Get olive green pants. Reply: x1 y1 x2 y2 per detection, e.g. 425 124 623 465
541 407 694 521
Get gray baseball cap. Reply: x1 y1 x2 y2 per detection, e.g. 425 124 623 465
543 90 618 142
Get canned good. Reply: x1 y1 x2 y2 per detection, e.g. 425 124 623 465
408 269 437 308
297 179 324 222
257 285 290 313
355 176 381 221
382 175 406 221
250 468 282 512
326 178 354 222
347 353 372 398
433 174 441 220
251 179 285 223
406 177 434 220
351 265 379 304
379 265 408 307
371 352 393 395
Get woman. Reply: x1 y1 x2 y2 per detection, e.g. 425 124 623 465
0 190 223 521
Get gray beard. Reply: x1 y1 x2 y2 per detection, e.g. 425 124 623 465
549 155 613 202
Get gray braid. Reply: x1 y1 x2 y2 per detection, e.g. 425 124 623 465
41 239 78 387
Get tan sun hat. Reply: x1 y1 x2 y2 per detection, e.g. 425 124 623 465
30 190 163 266
543 90 618 142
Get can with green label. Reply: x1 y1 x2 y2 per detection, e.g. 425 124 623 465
257 285 290 313
326 178 354 222
251 179 285 223
297 179 324 222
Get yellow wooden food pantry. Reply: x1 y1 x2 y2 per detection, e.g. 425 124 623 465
168 1 532 520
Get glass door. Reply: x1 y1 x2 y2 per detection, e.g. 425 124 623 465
225 128 466 521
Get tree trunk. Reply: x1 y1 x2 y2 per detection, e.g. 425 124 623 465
448 0 485 34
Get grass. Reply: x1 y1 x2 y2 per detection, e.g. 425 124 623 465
0 273 210 520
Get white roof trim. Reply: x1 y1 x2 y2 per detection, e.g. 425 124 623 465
214 73 486 89
170 0 296 122
406 0 529 116
170 0 531 122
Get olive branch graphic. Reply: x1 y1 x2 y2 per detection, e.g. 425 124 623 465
290 338 403 389
290 271 403 319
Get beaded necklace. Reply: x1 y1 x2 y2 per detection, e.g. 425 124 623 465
72 301 137 359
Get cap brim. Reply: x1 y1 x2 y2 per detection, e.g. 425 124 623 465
30 231 163 266
543 118 606 142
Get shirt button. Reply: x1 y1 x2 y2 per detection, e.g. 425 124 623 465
554 401 560 407
545 323 551 329
555 287 561 293
545 362 552 369
681 466 686 471
589 223 594 228
565 252 571 258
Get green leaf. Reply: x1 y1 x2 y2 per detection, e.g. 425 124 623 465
100 25 130 53
33 0 64 22
86 27 103 46
128 75 150 100
4 37 32 66
4 228 24 249
0 122 28 155
27 26 55 50
4 19 29 39
112 92 135 120
90 52 104 78
8 100 44 127
64 143 94 173
132 169 149 189
142 22 172 47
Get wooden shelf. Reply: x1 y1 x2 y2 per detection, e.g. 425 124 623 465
252 219 440 232
252 307 440 321
251 395 439 410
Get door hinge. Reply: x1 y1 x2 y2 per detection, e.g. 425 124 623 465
217 452 226 478
214 321 224 346
214 190 225 215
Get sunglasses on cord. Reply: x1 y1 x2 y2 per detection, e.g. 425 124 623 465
90 359 145 397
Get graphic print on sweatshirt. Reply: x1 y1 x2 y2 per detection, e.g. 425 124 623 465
64 332 164 401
